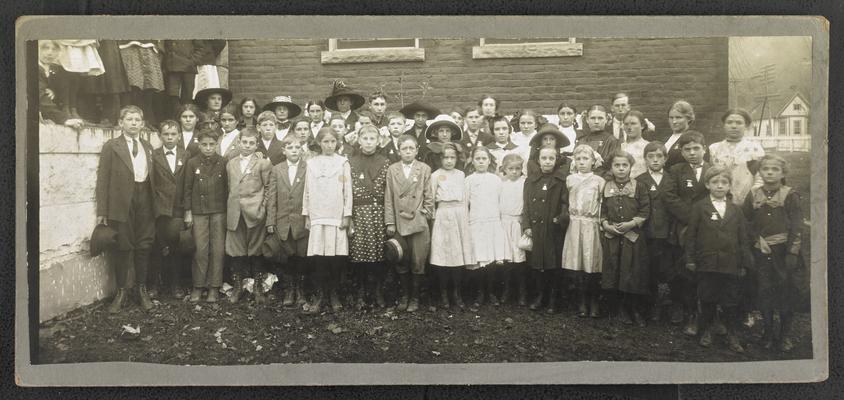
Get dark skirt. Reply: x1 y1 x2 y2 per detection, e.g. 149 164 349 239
80 40 129 95
349 204 386 263
754 244 801 313
601 232 650 295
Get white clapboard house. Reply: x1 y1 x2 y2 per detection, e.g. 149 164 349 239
749 92 810 152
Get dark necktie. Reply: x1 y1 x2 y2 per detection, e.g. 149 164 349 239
165 150 174 156
132 138 139 157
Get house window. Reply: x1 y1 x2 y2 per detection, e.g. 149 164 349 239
793 103 803 111
321 38 425 64
793 120 802 135
472 38 583 59
779 120 788 136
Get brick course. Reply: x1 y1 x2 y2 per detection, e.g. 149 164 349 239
229 38 729 141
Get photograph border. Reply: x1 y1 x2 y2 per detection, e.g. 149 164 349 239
15 15 829 385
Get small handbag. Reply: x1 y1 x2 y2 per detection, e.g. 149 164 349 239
517 233 533 251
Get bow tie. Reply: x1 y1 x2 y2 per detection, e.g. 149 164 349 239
165 150 175 156
279 121 291 130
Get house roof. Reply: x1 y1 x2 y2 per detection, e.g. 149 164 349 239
749 92 809 121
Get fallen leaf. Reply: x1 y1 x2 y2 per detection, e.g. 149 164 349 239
194 305 202 311
504 317 514 324
432 351 441 356
256 345 263 351
306 334 315 339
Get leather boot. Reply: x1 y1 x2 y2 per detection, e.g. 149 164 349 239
108 288 127 314
453 271 465 309
486 270 500 306
407 274 421 312
295 276 307 306
577 290 589 318
229 274 243 304
397 273 410 311
529 272 544 311
618 302 633 325
669 303 685 325
440 281 451 309
355 285 366 310
307 287 323 314
516 270 528 307
780 312 794 352
683 311 699 336
546 283 558 314
253 273 268 305
589 293 601 318
282 273 295 307
374 280 386 308
138 285 154 311
329 283 343 312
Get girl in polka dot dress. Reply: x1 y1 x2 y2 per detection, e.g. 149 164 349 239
348 126 392 309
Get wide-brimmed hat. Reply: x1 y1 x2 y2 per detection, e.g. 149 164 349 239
177 228 196 256
156 218 182 247
399 102 441 120
425 114 463 141
324 80 366 111
90 224 118 257
384 234 409 264
261 233 289 264
262 95 302 118
529 123 571 149
194 87 233 109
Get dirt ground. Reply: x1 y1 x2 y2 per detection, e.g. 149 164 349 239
37 151 814 366
37 284 812 365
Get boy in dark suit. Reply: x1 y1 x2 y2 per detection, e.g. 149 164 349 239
460 105 495 151
664 130 711 335
384 135 434 313
685 166 753 353
635 141 679 322
380 112 406 164
95 105 156 313
149 120 188 299
256 111 286 165
266 136 310 307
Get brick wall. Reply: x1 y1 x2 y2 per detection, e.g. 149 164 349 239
229 38 729 141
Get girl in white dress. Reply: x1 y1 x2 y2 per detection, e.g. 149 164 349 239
561 144 606 318
499 153 528 305
303 127 353 312
430 143 474 309
465 146 510 306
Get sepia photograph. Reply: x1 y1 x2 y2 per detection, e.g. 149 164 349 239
16 15 829 386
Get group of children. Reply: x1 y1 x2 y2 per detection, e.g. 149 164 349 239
92 86 805 356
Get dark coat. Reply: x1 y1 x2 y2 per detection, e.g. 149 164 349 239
665 162 711 226
180 132 201 160
684 198 753 276
459 130 495 152
182 153 228 215
649 130 711 169
150 145 187 218
38 64 70 124
600 179 651 294
522 163 570 270
96 135 155 223
267 160 308 241
635 170 676 240
257 136 287 166
575 128 620 178
380 138 402 164
163 40 204 73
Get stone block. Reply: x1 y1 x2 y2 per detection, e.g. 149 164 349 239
39 154 99 206
39 252 115 322
39 124 79 154
40 202 97 259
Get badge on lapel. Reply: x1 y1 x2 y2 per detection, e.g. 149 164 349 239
711 212 719 221
195 168 201 175
359 173 365 180
542 184 547 191
597 141 603 147
686 179 693 188
650 185 657 191
245 169 251 174
178 160 183 166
